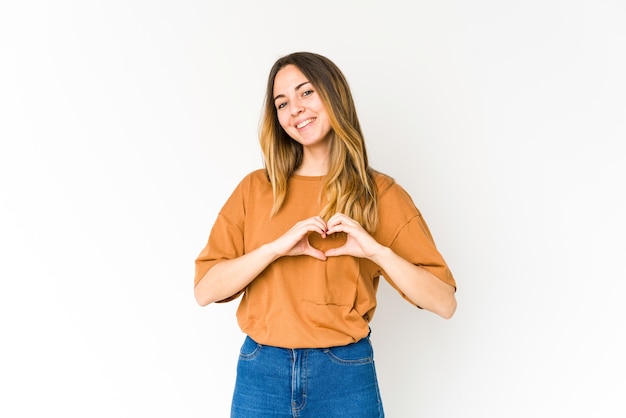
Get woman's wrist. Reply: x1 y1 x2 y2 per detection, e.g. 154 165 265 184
259 241 283 263
368 243 392 265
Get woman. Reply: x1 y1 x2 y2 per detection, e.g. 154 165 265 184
194 51 457 417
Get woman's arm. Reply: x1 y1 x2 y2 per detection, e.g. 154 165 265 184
367 246 457 318
194 243 279 306
194 216 329 306
324 213 457 319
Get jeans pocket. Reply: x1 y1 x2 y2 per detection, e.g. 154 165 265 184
323 337 373 366
239 336 262 360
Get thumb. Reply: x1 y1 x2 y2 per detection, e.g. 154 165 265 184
325 246 347 258
306 247 328 261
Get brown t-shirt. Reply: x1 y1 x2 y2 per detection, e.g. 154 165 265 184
195 169 455 348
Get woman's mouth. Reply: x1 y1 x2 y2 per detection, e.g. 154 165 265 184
296 118 315 129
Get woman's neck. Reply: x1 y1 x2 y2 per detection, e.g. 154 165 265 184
294 148 329 176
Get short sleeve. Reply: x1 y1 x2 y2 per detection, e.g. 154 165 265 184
373 174 456 304
388 214 456 290
193 176 249 302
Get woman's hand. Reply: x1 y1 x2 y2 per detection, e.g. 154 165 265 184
324 214 456 318
195 215 329 305
268 216 329 261
324 213 383 260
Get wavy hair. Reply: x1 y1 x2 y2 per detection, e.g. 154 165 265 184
259 52 378 232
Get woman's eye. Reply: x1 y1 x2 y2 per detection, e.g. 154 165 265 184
302 90 313 97
277 102 287 109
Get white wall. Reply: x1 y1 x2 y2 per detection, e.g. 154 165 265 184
1 1 624 416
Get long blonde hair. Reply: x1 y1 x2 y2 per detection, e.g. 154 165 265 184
259 52 378 232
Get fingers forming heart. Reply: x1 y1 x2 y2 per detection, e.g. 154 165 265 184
307 230 347 252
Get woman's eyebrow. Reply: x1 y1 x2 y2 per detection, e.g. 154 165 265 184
274 81 311 101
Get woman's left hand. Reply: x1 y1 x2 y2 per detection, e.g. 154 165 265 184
324 213 383 260
325 213 456 318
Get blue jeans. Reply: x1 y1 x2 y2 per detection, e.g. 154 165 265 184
231 335 385 417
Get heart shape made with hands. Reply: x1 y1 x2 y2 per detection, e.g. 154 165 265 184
307 230 347 252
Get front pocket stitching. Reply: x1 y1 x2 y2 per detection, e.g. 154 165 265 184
323 348 373 366
239 343 262 360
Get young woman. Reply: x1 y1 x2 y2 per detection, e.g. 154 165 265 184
194 51 457 417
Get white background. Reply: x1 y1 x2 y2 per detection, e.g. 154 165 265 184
1 1 625 417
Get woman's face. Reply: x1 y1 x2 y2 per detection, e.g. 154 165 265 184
273 65 332 151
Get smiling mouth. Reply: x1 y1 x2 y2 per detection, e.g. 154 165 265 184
296 118 315 129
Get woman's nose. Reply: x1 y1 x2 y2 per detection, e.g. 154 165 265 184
290 99 304 115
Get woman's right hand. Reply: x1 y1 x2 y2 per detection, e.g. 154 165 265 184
195 216 329 306
268 216 328 261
